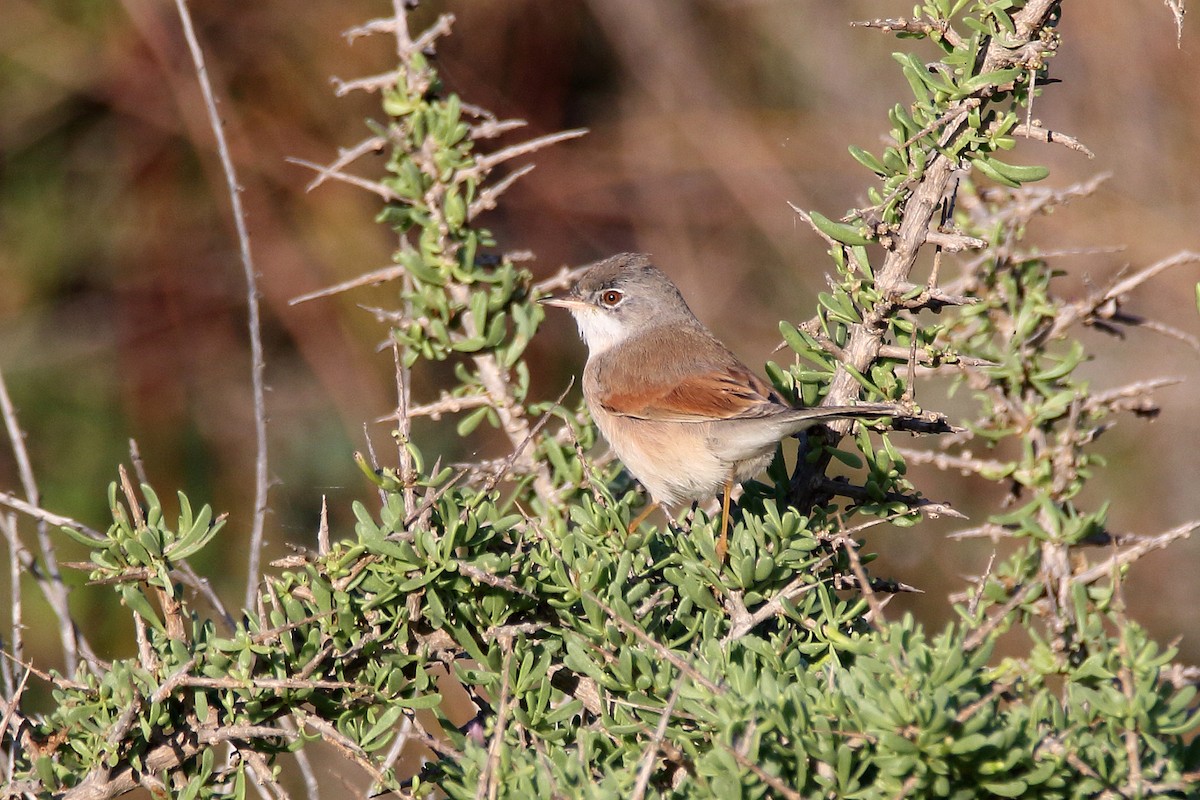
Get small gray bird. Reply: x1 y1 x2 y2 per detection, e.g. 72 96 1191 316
542 253 898 561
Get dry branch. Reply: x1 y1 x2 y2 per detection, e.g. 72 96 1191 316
172 0 271 614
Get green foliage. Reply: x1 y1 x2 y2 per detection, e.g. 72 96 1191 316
374 48 542 387
847 0 1055 227
9 4 1200 800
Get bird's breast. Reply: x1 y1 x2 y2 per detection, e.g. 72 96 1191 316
587 409 729 507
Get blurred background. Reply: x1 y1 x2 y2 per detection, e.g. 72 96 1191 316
2 0 1198 674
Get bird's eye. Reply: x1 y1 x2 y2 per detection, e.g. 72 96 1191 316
600 290 623 307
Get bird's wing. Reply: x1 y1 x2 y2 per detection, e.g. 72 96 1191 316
592 329 784 423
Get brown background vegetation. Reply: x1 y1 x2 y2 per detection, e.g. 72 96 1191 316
2 0 1198 671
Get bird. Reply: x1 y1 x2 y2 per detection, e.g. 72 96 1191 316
541 253 900 562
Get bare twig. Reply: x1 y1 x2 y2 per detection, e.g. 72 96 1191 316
380 391 491 423
899 98 980 150
368 717 413 799
1044 251 1200 344
392 341 417 516
393 467 468 531
724 554 840 642
803 335 995 369
836 533 886 625
472 129 589 174
127 439 149 486
1072 521 1198 586
1160 663 1200 689
268 716 320 800
0 491 103 542
484 621 549 642
292 135 385 193
317 496 330 556
893 446 1011 479
288 264 407 306
851 16 963 48
179 676 359 692
1104 251 1200 302
0 392 47 674
242 747 291 800
788 202 841 250
630 677 683 800
468 163 536 219
1162 0 1186 47
286 156 399 200
967 551 997 619
453 369 563 508
63 725 210 800
344 11 456 56
0 666 30 772
331 70 402 96
1133 318 1200 354
1083 377 1180 417
171 0 271 614
476 645 513 800
923 229 989 252
0 512 22 680
721 734 805 800
0 374 39 519
292 710 387 784
964 582 1041 651
533 263 593 295
456 561 534 598
1011 122 1094 157
816 478 965 520
949 523 1016 542
0 648 84 689
361 426 388 508
177 559 236 629
1034 734 1104 784
471 117 528 140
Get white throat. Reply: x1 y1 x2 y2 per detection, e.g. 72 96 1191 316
571 308 630 358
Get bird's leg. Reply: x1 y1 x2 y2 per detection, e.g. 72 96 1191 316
684 501 699 526
716 476 734 564
628 501 660 533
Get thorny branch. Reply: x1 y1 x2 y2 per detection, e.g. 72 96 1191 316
790 1 1067 511
297 8 574 507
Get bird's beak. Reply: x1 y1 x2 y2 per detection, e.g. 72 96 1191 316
539 293 587 310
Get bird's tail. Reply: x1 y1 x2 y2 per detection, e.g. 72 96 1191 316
777 402 904 434
792 402 900 419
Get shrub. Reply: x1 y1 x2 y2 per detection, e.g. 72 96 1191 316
5 2 1199 798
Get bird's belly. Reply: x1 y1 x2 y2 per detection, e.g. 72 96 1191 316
594 415 728 507
729 450 776 486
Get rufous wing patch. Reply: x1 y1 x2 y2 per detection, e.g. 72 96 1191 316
600 365 778 422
